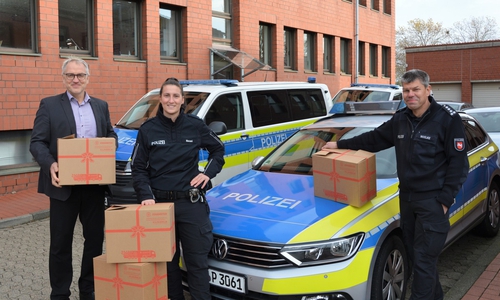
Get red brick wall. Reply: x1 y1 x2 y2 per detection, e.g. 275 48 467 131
0 0 395 194
405 41 500 104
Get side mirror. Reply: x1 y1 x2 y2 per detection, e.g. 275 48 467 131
208 121 227 135
252 156 265 169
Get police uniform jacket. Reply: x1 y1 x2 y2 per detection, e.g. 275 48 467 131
337 96 469 208
131 105 225 202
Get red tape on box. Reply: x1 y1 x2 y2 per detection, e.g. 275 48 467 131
105 205 175 262
94 263 167 300
58 138 115 184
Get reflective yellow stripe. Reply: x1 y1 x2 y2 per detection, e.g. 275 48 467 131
289 183 399 243
261 249 373 293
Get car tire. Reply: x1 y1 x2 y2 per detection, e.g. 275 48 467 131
370 235 408 300
475 182 500 237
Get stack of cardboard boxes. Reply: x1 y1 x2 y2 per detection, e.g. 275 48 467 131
93 204 176 300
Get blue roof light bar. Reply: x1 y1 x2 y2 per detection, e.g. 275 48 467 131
351 83 400 90
177 79 239 86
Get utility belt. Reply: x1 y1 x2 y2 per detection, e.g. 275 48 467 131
152 188 205 203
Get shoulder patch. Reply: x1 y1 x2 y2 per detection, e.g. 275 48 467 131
441 104 457 116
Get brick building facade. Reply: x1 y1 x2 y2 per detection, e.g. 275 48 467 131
406 40 500 107
0 0 396 194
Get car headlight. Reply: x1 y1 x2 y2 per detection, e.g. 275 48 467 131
279 233 364 267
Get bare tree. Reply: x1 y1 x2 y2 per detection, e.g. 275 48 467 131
396 19 449 83
449 16 499 43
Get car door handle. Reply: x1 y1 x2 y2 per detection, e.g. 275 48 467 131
480 157 487 165
240 133 249 139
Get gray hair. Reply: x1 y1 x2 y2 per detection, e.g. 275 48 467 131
61 56 90 75
401 69 430 87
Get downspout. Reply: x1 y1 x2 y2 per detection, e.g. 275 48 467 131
354 0 359 84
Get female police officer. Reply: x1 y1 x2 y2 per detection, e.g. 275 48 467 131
131 77 225 300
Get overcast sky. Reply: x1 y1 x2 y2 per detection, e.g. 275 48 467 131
396 0 500 29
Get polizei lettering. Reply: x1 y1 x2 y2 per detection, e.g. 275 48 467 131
260 133 288 148
222 193 301 209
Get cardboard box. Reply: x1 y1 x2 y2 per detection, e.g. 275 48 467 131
312 149 376 207
94 254 167 300
57 137 116 185
105 204 176 263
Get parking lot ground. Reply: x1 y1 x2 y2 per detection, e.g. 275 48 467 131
1 187 500 299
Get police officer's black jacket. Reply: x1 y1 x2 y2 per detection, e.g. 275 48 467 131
131 105 225 202
337 96 469 208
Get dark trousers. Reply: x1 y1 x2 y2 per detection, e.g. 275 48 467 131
49 185 105 300
400 196 450 300
165 199 213 300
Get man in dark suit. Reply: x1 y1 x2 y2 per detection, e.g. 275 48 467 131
30 57 117 300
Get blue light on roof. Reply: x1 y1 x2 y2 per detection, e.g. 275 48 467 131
351 83 400 90
307 77 316 83
178 79 239 86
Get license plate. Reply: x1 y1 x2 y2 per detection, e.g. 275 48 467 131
209 268 246 293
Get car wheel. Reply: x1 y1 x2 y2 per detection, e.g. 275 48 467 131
370 235 408 300
476 182 500 237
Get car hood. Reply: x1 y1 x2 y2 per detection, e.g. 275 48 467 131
114 128 138 161
207 170 398 244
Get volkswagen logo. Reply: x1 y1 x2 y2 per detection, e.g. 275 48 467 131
212 239 228 260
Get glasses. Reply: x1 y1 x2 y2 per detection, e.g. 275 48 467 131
63 73 88 81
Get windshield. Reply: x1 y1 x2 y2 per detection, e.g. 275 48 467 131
115 91 210 129
332 90 391 103
257 127 397 178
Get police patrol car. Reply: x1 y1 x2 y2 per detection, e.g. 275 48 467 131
330 83 404 114
201 101 500 300
108 78 333 204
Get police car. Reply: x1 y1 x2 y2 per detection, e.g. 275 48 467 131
109 79 333 204
202 101 500 300
330 83 404 114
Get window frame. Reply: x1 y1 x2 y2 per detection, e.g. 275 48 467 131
160 4 182 62
212 0 232 44
358 41 365 76
381 46 390 77
284 27 296 70
259 22 273 67
369 43 378 76
0 0 38 53
340 38 351 74
59 0 94 56
304 31 316 72
323 35 334 73
112 0 142 59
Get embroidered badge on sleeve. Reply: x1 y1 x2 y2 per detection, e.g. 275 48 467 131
454 138 465 151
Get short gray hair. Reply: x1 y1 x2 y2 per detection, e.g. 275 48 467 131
401 69 430 87
61 56 90 75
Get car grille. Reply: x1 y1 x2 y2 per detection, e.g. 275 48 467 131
210 235 292 268
115 161 131 186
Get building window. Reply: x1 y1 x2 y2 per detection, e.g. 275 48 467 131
323 35 334 73
359 0 367 7
340 38 351 74
160 5 181 61
382 46 390 77
370 43 378 76
371 0 379 11
358 41 365 76
383 0 391 14
0 0 37 52
304 32 315 72
212 0 232 44
59 0 93 54
259 23 273 67
113 0 141 57
284 27 296 70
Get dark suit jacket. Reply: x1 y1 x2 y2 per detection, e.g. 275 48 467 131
30 92 118 201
